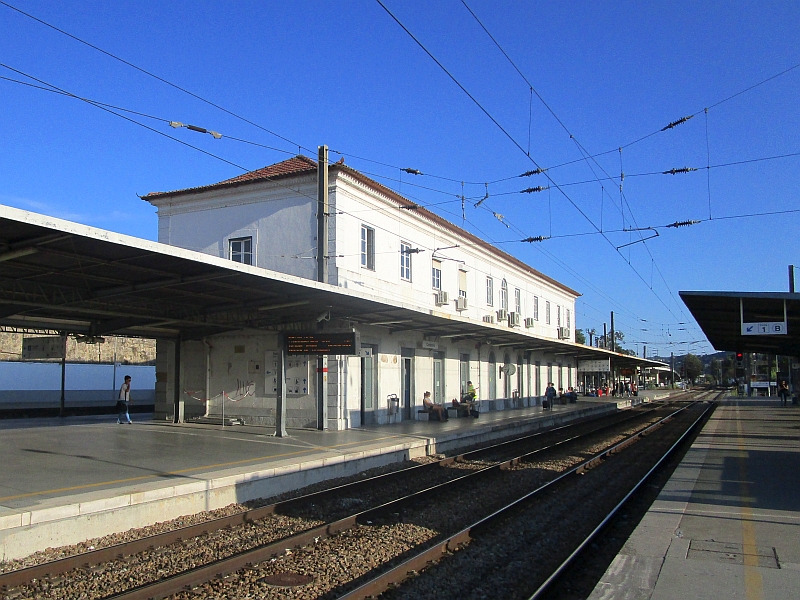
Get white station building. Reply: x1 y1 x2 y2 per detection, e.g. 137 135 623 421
143 154 586 430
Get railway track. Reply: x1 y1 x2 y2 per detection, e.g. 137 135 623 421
0 391 713 599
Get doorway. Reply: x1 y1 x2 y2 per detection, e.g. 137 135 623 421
360 345 378 426
401 348 414 421
459 353 470 398
433 351 445 405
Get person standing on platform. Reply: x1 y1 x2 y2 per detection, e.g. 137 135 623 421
778 380 790 407
544 382 556 410
117 375 132 424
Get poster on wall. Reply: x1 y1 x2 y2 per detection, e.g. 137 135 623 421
271 352 310 396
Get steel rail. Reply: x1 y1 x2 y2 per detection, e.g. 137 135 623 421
336 400 705 600
527 394 720 600
0 395 696 597
0 400 662 590
105 401 690 599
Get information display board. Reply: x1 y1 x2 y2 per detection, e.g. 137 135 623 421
286 332 359 355
578 358 611 373
21 336 65 359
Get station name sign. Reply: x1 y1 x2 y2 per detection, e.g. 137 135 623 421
286 332 359 355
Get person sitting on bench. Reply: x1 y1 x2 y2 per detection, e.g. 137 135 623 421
423 391 448 421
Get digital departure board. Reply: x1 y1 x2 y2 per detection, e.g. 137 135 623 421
286 332 359 355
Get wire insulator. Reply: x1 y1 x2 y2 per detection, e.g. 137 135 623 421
661 115 694 131
522 236 550 243
401 168 422 175
521 186 550 194
666 220 701 228
662 167 698 175
519 168 547 177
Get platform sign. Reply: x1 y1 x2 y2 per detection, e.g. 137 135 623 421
21 335 64 359
741 322 786 335
286 332 359 355
578 359 610 373
740 298 787 336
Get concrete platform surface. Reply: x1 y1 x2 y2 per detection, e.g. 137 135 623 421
589 398 800 600
0 397 627 560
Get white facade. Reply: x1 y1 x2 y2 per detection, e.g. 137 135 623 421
145 156 581 429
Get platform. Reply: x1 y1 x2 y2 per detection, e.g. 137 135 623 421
589 397 800 600
0 397 636 561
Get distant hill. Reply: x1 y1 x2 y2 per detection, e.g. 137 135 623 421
651 351 731 370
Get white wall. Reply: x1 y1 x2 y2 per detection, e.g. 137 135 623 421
329 171 577 342
150 179 319 280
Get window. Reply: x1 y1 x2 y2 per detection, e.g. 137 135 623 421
546 301 551 324
431 260 442 290
533 296 539 321
486 277 494 306
514 288 521 314
229 236 253 265
458 269 467 298
566 309 571 330
557 305 562 327
400 242 412 281
500 279 508 311
360 225 375 270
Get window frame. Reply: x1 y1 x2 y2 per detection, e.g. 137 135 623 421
458 268 468 298
486 276 494 306
546 301 551 325
229 236 253 266
360 225 375 270
400 241 412 281
431 259 442 290
500 279 508 311
533 296 539 321
514 288 521 314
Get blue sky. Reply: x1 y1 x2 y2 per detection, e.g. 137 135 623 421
1 1 798 357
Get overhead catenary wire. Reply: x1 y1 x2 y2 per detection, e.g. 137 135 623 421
449 0 691 323
4 0 798 213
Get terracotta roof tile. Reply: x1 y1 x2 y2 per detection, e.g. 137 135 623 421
141 156 579 297
142 155 317 199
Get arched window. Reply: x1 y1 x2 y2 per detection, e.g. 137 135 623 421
500 279 508 311
488 351 497 400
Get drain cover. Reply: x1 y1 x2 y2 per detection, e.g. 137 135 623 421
259 572 315 587
687 539 779 569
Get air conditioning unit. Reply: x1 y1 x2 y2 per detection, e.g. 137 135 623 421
508 312 521 327
434 290 449 306
483 314 495 324
524 317 535 328
455 296 468 311
558 327 571 340
496 309 508 322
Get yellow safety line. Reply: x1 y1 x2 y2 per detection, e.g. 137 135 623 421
0 434 408 503
736 402 763 600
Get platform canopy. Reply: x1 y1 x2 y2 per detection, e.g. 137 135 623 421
0 205 662 369
680 291 800 357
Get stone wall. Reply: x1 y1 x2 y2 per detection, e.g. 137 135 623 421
0 333 155 364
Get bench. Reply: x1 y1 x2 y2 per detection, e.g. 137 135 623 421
417 408 431 421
